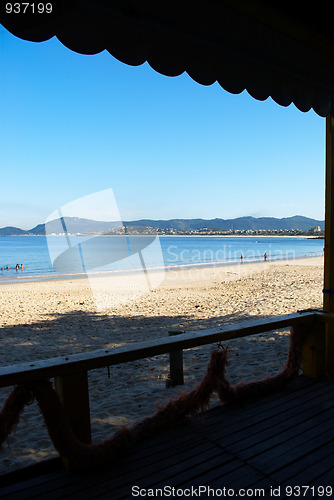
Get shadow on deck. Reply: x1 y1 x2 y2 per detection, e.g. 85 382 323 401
0 376 333 499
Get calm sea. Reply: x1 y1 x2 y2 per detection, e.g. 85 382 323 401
0 235 324 283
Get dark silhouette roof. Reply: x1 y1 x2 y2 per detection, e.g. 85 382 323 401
1 0 334 116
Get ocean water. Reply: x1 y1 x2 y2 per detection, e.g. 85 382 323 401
0 235 324 283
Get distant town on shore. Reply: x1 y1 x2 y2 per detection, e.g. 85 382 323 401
0 215 324 237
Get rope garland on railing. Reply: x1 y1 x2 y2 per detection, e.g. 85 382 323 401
0 325 305 468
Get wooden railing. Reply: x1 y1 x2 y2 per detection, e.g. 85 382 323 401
0 310 327 448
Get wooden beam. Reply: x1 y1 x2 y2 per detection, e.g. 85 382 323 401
324 113 334 312
167 330 184 387
314 311 334 323
0 311 317 388
324 113 334 375
54 372 91 445
301 320 326 378
54 372 91 471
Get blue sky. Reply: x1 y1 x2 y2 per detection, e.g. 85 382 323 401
0 25 325 229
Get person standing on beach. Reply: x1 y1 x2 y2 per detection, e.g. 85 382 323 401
264 252 267 261
240 254 243 263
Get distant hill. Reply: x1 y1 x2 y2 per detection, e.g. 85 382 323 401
0 215 325 235
123 215 324 232
27 218 121 235
0 226 26 236
28 223 47 235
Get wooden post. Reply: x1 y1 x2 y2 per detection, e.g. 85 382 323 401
301 320 326 378
324 113 334 376
54 371 92 445
166 330 184 387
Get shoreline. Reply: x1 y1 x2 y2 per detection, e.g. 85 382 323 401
0 252 324 286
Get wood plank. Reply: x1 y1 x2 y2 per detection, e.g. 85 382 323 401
324 113 334 315
189 378 334 445
0 470 68 500
185 463 273 495
54 372 91 445
78 443 236 499
209 464 269 490
194 381 327 439
272 445 334 484
167 330 184 387
231 407 334 460
248 423 334 475
280 473 334 500
0 458 62 490
0 427 205 499
220 388 334 454
0 311 317 388
0 469 66 497
40 428 234 499
120 425 204 462
0 427 187 495
311 471 334 500
1 434 212 500
190 376 328 433
302 320 327 377
171 458 248 489
116 451 236 494
1 378 333 500
13 432 224 499
278 450 334 490
314 311 334 323
109 434 210 479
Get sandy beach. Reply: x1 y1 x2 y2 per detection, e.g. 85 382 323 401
0 256 324 473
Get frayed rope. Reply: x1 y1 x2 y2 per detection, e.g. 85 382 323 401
0 325 305 467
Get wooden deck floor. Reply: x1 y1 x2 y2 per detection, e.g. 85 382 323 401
0 376 333 499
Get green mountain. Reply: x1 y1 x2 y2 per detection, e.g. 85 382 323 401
0 215 324 235
0 226 26 235
123 215 324 232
